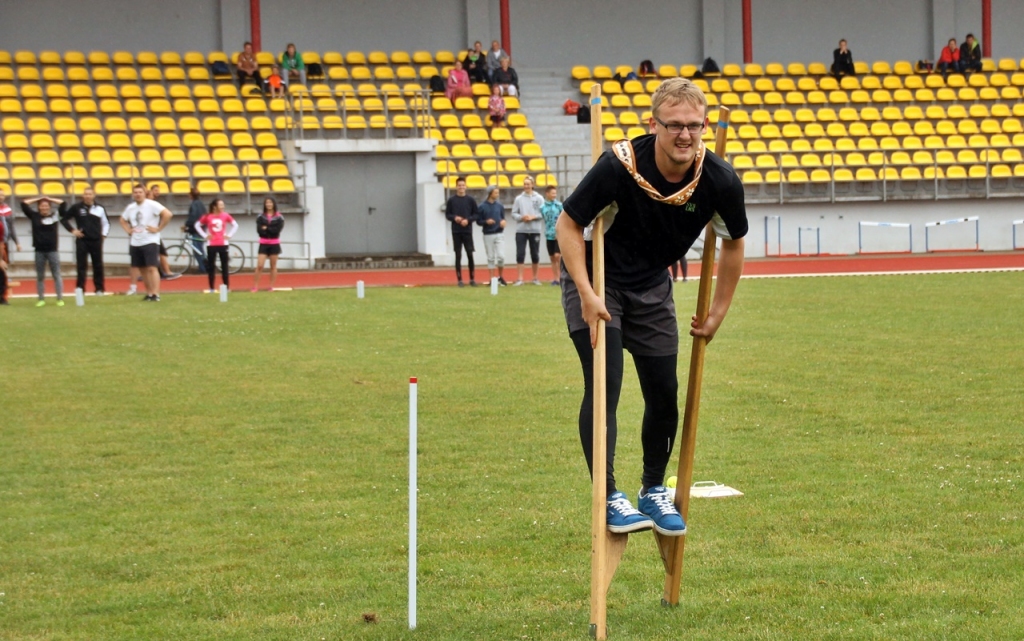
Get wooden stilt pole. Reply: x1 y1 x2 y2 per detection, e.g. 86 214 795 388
655 106 732 606
588 84 628 641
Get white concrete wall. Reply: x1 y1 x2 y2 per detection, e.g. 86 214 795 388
747 198 1024 258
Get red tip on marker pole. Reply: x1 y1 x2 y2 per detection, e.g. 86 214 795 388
410 377 417 384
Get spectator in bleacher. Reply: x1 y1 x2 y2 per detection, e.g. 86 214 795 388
638 60 656 77
265 65 286 98
446 177 479 286
486 40 508 82
252 197 285 292
281 43 306 86
831 39 855 78
492 57 519 97
465 41 487 83
183 185 207 274
511 176 544 285
478 185 507 285
58 186 110 295
488 85 506 128
960 33 982 75
21 197 66 307
236 41 263 90
445 60 473 100
540 185 563 286
0 189 21 258
937 38 961 80
121 184 173 302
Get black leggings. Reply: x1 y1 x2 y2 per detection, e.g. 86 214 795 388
571 328 679 496
207 245 230 290
453 233 475 281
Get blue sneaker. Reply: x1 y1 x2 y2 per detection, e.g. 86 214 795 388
638 486 687 536
606 491 653 534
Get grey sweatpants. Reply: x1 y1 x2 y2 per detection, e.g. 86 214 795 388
483 233 505 268
35 251 63 300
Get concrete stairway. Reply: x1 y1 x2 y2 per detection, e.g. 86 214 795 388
516 68 593 189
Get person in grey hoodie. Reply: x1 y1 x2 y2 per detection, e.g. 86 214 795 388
511 176 545 285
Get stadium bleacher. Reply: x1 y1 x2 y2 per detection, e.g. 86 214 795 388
0 48 549 207
571 57 1024 197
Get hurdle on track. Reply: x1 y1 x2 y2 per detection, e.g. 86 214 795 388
1014 220 1024 250
858 221 912 254
764 215 782 257
797 226 821 256
924 216 980 252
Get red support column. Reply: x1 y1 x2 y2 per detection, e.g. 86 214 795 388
742 0 753 64
500 0 511 55
250 0 262 51
982 0 991 58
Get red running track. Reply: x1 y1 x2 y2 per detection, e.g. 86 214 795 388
10 251 1024 296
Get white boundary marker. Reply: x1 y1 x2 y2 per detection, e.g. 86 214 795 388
409 377 418 630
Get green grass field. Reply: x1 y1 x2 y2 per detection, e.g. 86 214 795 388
2 274 1022 640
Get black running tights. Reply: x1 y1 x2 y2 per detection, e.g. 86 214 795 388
570 328 679 496
207 245 230 290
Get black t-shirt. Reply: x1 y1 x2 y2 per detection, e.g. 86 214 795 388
445 194 479 235
563 134 747 291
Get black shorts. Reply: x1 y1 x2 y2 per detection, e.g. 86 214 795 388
561 268 678 356
159 241 167 256
546 238 560 256
130 244 161 268
258 244 282 256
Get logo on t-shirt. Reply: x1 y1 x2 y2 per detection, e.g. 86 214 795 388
685 202 697 212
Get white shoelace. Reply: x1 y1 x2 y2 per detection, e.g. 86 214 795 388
646 490 679 515
607 495 642 516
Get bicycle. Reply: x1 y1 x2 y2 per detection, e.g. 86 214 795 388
165 234 245 276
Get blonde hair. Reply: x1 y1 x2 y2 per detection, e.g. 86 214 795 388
651 77 708 119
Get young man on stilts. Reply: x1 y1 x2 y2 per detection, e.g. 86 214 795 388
556 78 748 535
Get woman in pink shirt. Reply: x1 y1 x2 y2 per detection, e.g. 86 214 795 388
252 197 285 292
195 198 239 292
445 60 472 100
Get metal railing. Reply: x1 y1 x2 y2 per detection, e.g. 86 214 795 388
285 89 435 142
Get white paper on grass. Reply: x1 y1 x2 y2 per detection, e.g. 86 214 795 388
667 481 744 501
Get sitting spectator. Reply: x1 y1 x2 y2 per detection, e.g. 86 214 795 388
485 40 508 82
936 38 961 79
831 39 855 77
265 64 286 98
236 41 262 90
465 41 487 83
280 43 305 86
492 57 519 97
638 59 656 77
446 60 472 100
960 33 982 74
488 85 506 128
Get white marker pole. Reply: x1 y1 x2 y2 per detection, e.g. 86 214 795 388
490 277 498 295
219 284 228 302
408 376 418 630
357 280 365 299
74 287 85 306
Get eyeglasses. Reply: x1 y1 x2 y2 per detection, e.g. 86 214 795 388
654 117 705 136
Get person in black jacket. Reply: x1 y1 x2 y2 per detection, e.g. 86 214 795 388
491 57 519 97
59 186 110 295
22 196 66 307
831 39 855 78
445 177 480 286
960 33 982 75
182 186 208 274
253 197 285 292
